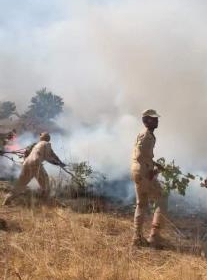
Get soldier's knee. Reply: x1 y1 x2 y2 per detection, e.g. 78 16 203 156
132 171 142 184
137 200 148 209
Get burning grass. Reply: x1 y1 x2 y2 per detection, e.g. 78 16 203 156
0 199 207 280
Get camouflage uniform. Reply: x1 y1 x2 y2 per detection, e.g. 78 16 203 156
131 112 166 247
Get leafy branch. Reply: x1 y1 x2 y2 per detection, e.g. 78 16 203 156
156 157 204 196
70 161 93 189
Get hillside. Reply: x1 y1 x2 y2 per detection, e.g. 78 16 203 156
0 187 207 280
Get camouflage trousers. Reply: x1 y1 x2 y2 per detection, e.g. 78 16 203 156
131 169 167 240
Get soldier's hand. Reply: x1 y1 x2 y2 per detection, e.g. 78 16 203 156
154 162 165 172
148 168 160 180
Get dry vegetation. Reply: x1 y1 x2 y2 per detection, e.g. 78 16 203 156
0 190 207 280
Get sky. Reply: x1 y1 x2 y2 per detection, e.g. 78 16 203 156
1 0 207 206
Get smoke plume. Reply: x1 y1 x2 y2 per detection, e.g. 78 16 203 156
1 0 207 210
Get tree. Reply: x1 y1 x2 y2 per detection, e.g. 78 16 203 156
25 88 64 122
0 101 17 119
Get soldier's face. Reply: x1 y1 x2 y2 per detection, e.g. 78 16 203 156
146 117 159 129
153 117 159 128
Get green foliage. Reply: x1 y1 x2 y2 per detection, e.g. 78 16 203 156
25 88 64 122
0 101 16 119
156 157 203 196
54 162 106 199
70 161 93 190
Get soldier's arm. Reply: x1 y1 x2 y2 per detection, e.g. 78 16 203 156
24 142 37 158
45 143 65 166
153 161 165 171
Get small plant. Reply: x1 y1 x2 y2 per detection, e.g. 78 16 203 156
59 161 107 198
70 161 93 189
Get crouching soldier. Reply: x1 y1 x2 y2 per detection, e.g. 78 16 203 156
2 132 65 205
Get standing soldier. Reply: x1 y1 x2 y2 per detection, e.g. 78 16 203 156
2 132 65 205
131 109 166 249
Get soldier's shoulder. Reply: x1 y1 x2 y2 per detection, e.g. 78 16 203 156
135 130 146 145
35 141 47 148
137 128 149 138
137 129 154 142
27 142 37 148
40 140 52 148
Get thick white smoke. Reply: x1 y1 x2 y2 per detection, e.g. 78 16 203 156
1 0 207 209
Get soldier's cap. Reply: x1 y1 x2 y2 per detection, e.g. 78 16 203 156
39 131 51 141
142 109 160 118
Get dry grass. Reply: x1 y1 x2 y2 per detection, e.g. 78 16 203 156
0 197 207 280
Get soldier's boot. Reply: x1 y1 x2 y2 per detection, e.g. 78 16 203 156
132 234 149 247
147 234 169 249
132 227 149 248
147 206 167 249
147 224 167 249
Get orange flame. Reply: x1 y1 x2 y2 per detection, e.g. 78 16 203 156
4 134 20 152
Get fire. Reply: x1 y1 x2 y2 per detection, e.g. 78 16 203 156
4 134 21 152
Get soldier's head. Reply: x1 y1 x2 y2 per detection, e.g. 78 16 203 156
141 109 160 130
39 132 51 142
